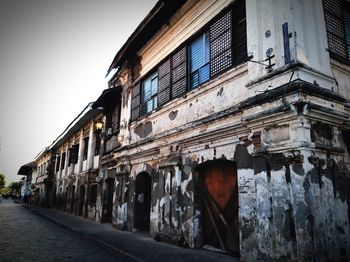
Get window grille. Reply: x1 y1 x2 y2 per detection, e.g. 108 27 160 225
210 10 232 77
323 0 350 62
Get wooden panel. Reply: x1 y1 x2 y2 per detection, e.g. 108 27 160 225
201 161 239 254
158 59 171 106
131 82 141 121
204 165 236 210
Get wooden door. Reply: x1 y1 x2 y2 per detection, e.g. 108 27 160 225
202 161 239 254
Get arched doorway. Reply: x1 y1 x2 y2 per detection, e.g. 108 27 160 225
198 160 239 254
78 185 85 216
134 172 152 231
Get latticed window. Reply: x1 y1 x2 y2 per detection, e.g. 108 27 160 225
130 0 247 122
323 0 350 62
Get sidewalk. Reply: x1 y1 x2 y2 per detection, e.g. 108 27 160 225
25 205 239 262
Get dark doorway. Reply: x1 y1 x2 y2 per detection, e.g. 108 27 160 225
134 172 152 231
70 186 75 213
78 185 85 216
102 178 114 223
199 160 239 254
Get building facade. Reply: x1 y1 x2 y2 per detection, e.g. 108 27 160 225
33 148 55 207
18 0 350 261
51 103 104 221
102 0 350 260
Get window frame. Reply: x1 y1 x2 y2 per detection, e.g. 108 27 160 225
141 71 158 115
60 152 66 170
130 0 247 122
189 32 211 89
83 137 89 161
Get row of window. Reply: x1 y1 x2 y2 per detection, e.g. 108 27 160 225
37 162 48 177
130 0 349 123
323 0 350 63
54 136 101 173
131 0 247 121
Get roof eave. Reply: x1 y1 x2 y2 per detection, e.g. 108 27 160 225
107 0 187 74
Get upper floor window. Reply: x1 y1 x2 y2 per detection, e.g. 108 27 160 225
95 133 101 156
56 155 61 172
61 152 66 170
83 137 89 160
105 103 121 136
323 0 350 62
190 32 210 89
142 72 158 114
131 0 246 122
69 144 79 165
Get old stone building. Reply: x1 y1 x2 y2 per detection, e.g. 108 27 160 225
17 161 37 201
17 0 350 260
100 0 350 260
33 148 55 207
50 103 104 221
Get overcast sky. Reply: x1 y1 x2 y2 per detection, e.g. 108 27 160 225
0 0 157 185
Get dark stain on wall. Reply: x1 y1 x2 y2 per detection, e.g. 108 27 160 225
234 144 254 169
310 122 333 142
134 121 153 138
169 110 178 120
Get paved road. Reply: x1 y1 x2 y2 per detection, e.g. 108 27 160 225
0 199 118 262
28 205 239 262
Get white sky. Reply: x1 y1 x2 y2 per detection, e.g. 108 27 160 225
0 0 157 185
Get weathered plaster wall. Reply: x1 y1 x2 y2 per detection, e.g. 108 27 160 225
114 88 350 260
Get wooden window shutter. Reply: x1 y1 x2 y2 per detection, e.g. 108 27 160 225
232 0 247 66
131 82 141 121
210 9 233 77
323 0 349 61
157 59 171 106
171 46 187 98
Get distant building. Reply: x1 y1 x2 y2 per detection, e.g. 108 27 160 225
49 103 103 220
17 161 36 199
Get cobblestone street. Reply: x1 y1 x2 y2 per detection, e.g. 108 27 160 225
0 200 118 262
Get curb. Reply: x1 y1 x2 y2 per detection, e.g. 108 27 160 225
24 205 141 262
